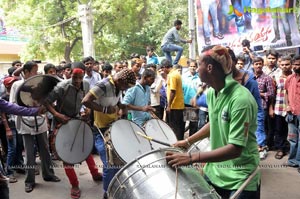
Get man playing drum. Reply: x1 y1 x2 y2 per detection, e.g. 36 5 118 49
122 68 156 127
9 61 61 193
82 68 136 199
45 62 103 199
166 46 261 198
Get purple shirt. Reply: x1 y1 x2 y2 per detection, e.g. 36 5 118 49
0 99 39 116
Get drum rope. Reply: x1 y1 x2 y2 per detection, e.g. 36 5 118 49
129 121 141 143
70 121 83 151
155 119 169 140
175 167 179 199
82 122 85 152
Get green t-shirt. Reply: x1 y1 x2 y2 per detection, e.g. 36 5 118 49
204 74 260 191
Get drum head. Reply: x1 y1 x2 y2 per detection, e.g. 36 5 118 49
16 75 60 107
55 119 94 164
144 119 177 149
110 119 151 163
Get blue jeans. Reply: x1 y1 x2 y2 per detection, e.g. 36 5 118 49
6 128 17 175
256 109 266 147
198 109 208 130
94 133 119 192
201 0 219 38
287 115 300 166
161 44 183 65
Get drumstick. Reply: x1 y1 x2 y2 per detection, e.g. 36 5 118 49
150 111 159 119
70 121 83 151
136 131 171 147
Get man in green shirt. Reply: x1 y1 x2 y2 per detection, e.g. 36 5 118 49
166 45 260 198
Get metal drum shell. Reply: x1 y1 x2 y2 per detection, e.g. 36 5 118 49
55 119 94 164
187 138 211 154
108 148 220 199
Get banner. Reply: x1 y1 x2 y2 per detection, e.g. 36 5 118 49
0 8 26 42
195 0 300 54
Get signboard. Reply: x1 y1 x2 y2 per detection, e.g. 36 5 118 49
0 8 27 42
195 0 300 53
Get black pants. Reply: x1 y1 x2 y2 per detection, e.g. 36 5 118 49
167 109 185 140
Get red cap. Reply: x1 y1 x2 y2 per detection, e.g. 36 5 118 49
3 76 18 88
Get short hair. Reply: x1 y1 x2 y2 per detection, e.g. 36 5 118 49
131 58 142 66
265 49 279 59
241 39 250 47
236 55 245 63
253 57 264 64
12 60 22 67
146 63 157 70
8 67 17 76
71 62 86 71
174 20 182 26
116 69 136 86
146 46 155 52
63 63 72 69
280 55 292 62
292 55 300 64
160 59 172 68
23 61 38 73
44 63 56 74
142 68 156 78
102 62 113 71
82 56 95 64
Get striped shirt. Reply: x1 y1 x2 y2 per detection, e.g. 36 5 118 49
255 73 275 109
274 76 288 116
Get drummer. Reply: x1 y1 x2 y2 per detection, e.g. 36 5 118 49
166 45 261 198
45 62 103 199
82 68 136 199
9 61 61 193
122 68 156 127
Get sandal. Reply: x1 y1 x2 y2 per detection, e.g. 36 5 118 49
71 187 81 199
275 150 285 159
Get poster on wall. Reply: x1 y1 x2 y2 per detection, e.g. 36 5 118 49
195 0 300 54
0 8 26 42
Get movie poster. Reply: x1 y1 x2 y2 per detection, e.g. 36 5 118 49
195 0 300 54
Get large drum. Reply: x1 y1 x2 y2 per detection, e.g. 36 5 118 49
16 74 60 107
188 138 211 153
104 119 152 166
108 148 221 199
55 119 94 164
143 119 177 149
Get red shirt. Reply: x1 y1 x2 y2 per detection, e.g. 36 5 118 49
285 74 300 115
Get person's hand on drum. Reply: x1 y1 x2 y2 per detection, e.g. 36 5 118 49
38 106 47 115
55 113 70 124
166 151 192 168
80 108 90 121
141 105 156 112
172 140 190 149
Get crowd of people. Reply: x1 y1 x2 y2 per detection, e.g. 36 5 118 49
0 20 299 199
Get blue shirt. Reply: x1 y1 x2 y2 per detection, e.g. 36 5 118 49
122 82 151 127
182 72 201 105
146 56 159 65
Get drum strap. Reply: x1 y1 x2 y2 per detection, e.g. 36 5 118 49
21 116 45 132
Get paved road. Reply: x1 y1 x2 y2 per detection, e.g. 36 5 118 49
8 151 300 199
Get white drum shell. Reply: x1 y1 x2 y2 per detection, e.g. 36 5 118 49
108 148 220 199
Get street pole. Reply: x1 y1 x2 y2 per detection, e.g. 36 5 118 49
78 2 95 58
188 0 196 60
